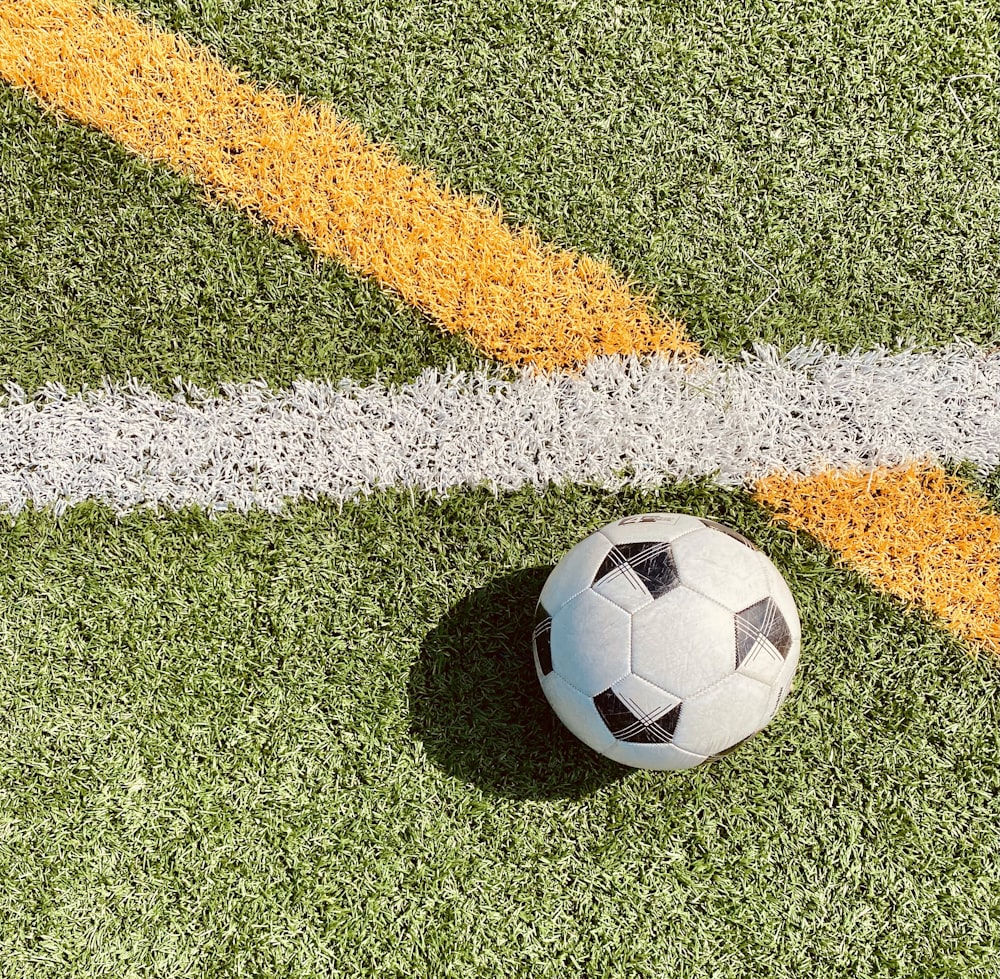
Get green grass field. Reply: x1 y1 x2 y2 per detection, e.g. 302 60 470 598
2 1 1000 976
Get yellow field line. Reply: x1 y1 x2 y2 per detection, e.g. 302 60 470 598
756 463 1000 656
0 0 694 371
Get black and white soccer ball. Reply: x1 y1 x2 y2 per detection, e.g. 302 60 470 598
533 513 801 770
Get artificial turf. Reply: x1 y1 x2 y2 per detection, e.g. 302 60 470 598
0 484 997 977
1 1 998 394
0 83 482 396
2 0 1000 975
116 0 1000 356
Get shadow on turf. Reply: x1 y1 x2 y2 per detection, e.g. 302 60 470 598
409 566 629 800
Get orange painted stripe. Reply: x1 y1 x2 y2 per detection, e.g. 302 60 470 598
0 0 693 371
756 463 1000 656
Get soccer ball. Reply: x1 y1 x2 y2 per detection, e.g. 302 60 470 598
533 513 801 770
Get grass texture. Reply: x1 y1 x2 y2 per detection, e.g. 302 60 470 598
0 0 692 371
0 83 482 395
0 484 998 978
1 0 1000 976
1 1 998 394
117 0 1000 356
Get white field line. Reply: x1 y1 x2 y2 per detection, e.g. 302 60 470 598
1 343 998 514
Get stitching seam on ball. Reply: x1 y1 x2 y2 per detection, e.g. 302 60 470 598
675 579 742 614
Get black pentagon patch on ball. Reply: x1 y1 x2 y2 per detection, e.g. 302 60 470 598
700 517 755 549
593 688 683 744
532 608 553 676
734 597 793 668
593 541 680 600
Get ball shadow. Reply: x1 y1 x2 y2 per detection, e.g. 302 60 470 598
409 566 629 800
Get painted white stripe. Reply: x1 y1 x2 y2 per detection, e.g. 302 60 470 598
1 343 998 514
